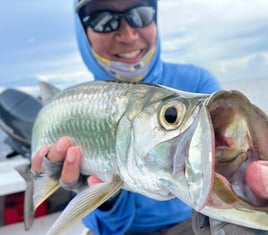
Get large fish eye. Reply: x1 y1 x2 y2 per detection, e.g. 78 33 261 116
159 101 186 130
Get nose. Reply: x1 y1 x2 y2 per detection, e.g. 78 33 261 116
115 19 138 42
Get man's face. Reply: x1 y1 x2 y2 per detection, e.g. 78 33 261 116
84 0 157 64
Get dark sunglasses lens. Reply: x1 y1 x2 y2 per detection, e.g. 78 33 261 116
85 12 120 33
126 6 155 28
83 6 155 33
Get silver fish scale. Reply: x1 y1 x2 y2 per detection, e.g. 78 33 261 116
32 81 171 180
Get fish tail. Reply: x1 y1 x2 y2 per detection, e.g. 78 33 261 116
15 163 60 230
15 164 36 230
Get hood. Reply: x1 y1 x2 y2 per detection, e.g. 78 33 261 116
73 0 163 82
75 0 158 22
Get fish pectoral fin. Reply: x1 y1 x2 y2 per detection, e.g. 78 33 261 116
15 163 60 230
46 175 123 235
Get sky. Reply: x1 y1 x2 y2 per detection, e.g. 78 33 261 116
1 0 268 94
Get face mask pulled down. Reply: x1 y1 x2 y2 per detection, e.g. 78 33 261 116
93 47 156 82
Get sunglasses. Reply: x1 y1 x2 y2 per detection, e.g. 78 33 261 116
82 6 155 33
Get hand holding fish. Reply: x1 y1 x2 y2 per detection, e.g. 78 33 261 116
192 158 268 234
31 136 102 188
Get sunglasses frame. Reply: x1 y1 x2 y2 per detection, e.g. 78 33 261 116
82 5 156 33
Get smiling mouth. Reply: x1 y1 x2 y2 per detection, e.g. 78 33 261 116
117 50 142 59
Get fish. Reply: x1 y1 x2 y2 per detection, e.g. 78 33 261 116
15 80 268 235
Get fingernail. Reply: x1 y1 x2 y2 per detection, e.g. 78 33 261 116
56 138 68 152
66 148 76 163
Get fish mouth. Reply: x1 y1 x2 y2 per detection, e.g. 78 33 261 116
206 90 268 208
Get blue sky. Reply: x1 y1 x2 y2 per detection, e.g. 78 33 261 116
1 0 268 94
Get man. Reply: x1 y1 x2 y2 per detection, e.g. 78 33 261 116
32 0 268 234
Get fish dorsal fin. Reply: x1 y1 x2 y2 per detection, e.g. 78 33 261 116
38 80 61 103
46 175 123 235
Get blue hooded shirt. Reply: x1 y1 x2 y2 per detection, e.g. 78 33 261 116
73 1 221 234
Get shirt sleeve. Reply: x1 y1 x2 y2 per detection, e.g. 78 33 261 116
194 67 222 94
82 190 135 235
160 63 222 94
175 64 222 94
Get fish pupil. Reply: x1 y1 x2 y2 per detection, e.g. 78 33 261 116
165 107 177 124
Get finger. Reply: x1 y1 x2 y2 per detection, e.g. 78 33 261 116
246 161 268 199
47 136 72 162
61 146 82 184
31 145 51 173
87 175 102 186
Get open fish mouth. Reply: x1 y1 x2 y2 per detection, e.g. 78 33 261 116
206 90 268 209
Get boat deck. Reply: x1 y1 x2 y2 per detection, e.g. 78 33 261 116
0 211 86 234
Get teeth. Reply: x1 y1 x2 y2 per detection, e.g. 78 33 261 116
118 50 141 58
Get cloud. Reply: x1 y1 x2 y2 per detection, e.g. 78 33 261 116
248 54 266 69
36 70 93 89
247 54 268 78
158 0 268 81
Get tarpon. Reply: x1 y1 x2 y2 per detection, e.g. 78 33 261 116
16 81 268 234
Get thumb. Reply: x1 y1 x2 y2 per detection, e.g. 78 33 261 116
246 161 268 199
